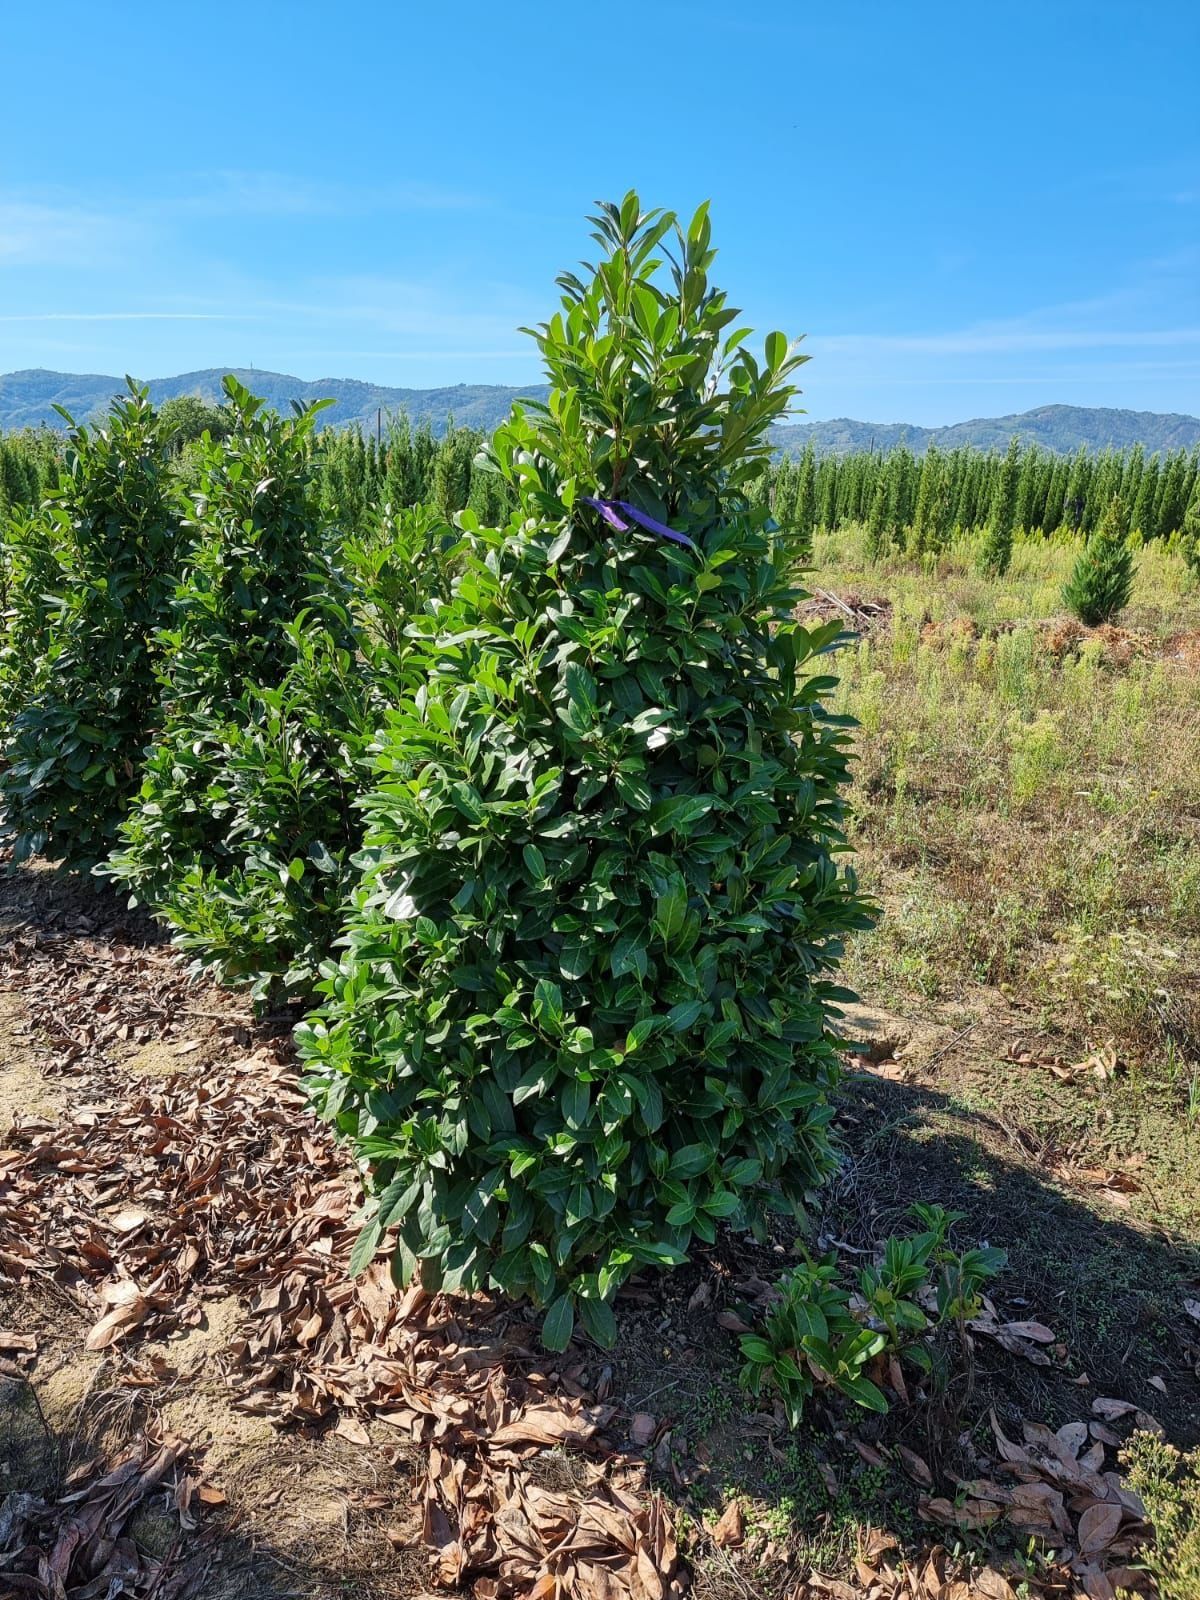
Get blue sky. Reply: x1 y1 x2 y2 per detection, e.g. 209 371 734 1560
1 0 1197 425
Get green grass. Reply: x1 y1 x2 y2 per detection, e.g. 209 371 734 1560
815 526 1200 1091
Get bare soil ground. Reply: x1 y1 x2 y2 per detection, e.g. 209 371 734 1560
3 854 1194 1599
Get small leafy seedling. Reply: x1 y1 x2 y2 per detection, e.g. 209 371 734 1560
739 1205 1005 1424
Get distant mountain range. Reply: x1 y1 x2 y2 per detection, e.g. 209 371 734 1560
772 404 1200 456
0 367 547 436
2 370 1198 456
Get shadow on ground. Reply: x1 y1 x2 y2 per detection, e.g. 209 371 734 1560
599 1067 1198 1591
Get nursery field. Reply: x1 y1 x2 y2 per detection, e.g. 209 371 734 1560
2 198 1200 1600
2 528 1199 1600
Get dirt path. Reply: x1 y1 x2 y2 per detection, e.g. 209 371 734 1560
1 859 1192 1599
0 866 425 1598
0 863 680 1600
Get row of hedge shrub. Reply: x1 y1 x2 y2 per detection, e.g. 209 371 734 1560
0 195 871 1343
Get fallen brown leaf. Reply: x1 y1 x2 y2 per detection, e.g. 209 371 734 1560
85 1291 149 1350
1077 1500 1124 1555
712 1500 744 1548
630 1411 657 1446
896 1444 933 1487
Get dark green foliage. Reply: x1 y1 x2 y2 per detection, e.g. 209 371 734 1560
1062 496 1136 626
151 378 341 708
1132 460 1160 541
772 446 816 556
110 608 375 999
0 510 60 728
158 394 233 451
908 443 952 558
754 436 1197 550
343 503 463 659
1180 482 1200 581
864 467 890 560
314 414 516 533
0 430 60 519
0 387 181 868
979 436 1020 575
296 194 871 1346
430 424 479 519
738 1206 1004 1425
104 379 370 1001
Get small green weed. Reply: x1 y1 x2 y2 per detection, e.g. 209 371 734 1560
1122 1432 1200 1599
738 1205 1004 1424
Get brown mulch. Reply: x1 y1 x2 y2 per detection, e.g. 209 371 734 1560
0 873 683 1600
0 866 1168 1598
0 1426 205 1598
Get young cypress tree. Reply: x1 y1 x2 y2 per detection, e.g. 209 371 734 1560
816 455 838 531
864 469 890 561
1121 443 1145 511
1043 456 1070 534
959 451 986 530
296 194 871 1344
770 461 797 530
980 436 1020 575
1156 450 1191 537
791 444 817 554
1181 480 1200 581
432 427 479 519
1063 446 1091 531
909 443 944 557
412 420 437 500
1062 495 1135 626
1014 444 1041 534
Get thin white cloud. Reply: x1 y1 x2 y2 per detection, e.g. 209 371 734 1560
0 200 132 266
155 170 485 219
299 349 533 360
814 328 1200 356
0 171 483 273
0 311 245 322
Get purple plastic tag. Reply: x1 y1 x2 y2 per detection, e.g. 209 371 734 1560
580 496 697 551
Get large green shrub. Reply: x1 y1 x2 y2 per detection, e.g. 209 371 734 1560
104 379 371 1001
297 194 872 1347
108 607 374 1000
342 502 463 659
1062 495 1135 625
0 387 180 868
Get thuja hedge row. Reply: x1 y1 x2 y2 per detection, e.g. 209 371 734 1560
0 196 871 1343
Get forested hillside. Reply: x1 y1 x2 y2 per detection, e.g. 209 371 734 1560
4 368 1198 456
773 402 1200 456
0 367 548 435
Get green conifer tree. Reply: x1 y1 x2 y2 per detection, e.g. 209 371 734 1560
980 437 1020 575
865 470 890 561
1062 496 1135 625
792 444 817 554
1181 480 1200 581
